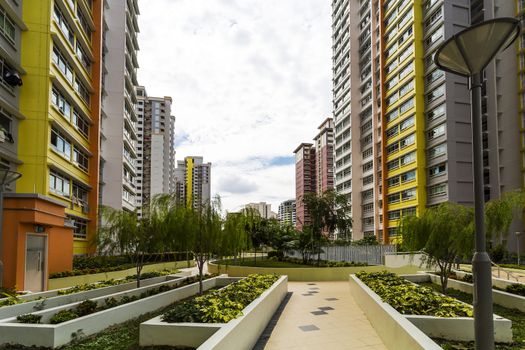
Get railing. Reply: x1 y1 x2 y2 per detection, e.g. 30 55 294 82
492 261 521 282
287 244 397 265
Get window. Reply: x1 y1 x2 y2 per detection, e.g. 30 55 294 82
0 9 16 44
425 7 443 29
426 26 443 46
427 103 445 121
362 189 373 200
53 6 75 46
401 188 416 201
52 46 74 83
76 43 91 72
387 143 399 155
399 63 413 79
74 78 90 104
50 129 71 158
426 69 444 85
76 8 92 40
429 163 446 177
386 125 399 139
385 75 398 90
73 111 89 137
400 151 416 165
388 193 400 203
362 161 373 172
363 174 374 185
0 57 15 92
362 203 374 213
401 170 416 183
73 148 88 171
387 159 399 171
72 217 88 239
428 123 446 139
51 88 72 118
402 207 417 217
362 147 373 159
399 133 415 148
72 183 88 204
399 97 414 114
386 109 399 123
426 84 445 103
388 210 400 220
387 176 400 187
49 170 70 196
429 183 447 197
399 80 414 97
429 143 446 158
399 115 414 131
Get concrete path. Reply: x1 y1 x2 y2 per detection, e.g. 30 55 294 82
254 282 387 350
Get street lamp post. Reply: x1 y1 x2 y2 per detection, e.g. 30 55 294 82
517 232 521 266
434 18 520 350
0 169 22 288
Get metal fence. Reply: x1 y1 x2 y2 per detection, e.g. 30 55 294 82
286 244 397 265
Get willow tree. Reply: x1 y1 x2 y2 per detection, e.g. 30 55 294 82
222 212 249 264
302 190 352 265
400 202 474 293
242 207 264 265
485 189 525 247
94 206 163 288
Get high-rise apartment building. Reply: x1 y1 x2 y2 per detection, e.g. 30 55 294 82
0 0 104 290
174 156 211 209
243 202 277 219
333 0 524 245
100 0 140 213
278 199 296 227
18 0 103 255
136 86 176 211
294 118 334 231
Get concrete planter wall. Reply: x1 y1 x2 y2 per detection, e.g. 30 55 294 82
0 276 230 348
140 275 288 350
0 274 184 320
209 261 419 281
403 273 525 313
452 269 523 290
350 275 513 345
47 260 191 290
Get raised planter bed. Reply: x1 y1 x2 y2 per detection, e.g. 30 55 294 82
0 275 229 348
139 275 288 349
0 273 183 320
350 272 512 347
403 273 525 313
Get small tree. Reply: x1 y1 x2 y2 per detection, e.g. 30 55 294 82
242 208 264 265
303 190 352 265
94 206 162 288
290 227 315 264
268 224 296 260
400 202 474 293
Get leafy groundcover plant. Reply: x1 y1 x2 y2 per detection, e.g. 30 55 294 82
356 271 473 317
276 257 367 267
162 274 279 323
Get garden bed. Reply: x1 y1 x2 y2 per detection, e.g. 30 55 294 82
0 274 224 348
139 274 287 349
351 272 512 344
403 273 525 313
0 271 181 320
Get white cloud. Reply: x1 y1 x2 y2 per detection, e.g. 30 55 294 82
138 0 332 212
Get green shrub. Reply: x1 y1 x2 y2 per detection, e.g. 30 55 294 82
104 297 119 308
461 274 473 283
267 251 284 260
50 309 79 324
281 256 367 267
356 271 473 317
16 313 42 324
76 300 98 316
162 274 279 323
506 283 525 297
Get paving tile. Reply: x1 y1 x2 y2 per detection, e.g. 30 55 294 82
299 324 320 332
318 306 334 311
310 310 328 315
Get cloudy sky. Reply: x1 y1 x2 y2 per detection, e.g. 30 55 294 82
138 0 332 212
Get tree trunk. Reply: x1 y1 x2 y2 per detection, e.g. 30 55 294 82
254 246 257 265
186 251 191 268
197 258 204 294
317 237 321 266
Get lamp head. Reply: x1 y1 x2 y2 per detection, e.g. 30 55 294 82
434 18 520 77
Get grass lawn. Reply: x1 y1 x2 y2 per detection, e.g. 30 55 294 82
420 282 525 350
216 258 316 268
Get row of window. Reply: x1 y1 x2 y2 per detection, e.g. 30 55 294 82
387 206 416 221
387 150 415 171
51 87 90 137
50 128 89 171
0 56 15 93
68 215 88 239
385 44 414 75
386 115 414 139
387 169 415 188
385 62 414 92
387 187 416 204
386 97 414 124
386 79 414 106
49 170 89 203
386 132 415 155
0 9 16 45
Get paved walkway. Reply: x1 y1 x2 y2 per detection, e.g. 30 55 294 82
254 282 387 350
